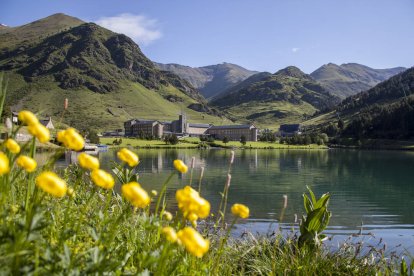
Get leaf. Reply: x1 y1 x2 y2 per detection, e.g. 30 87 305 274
303 194 313 214
314 193 330 209
305 207 326 232
306 185 317 205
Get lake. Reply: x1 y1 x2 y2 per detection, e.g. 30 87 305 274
51 148 414 255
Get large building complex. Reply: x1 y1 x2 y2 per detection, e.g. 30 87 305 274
124 115 259 141
206 125 258 142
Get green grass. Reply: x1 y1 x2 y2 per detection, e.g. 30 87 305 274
102 137 327 150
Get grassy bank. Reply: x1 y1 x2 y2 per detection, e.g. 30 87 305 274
101 137 328 150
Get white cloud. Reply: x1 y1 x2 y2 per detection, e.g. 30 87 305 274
291 47 300 53
96 13 162 45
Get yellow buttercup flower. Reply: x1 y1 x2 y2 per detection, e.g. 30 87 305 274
162 211 173 221
177 227 209 258
121 182 150 208
176 186 210 221
0 152 10 175
4 139 20 154
91 169 115 189
231 203 250 219
78 153 99 171
57 128 84 151
36 171 67 197
162 226 178 243
117 148 139 167
18 110 39 126
16 155 37 172
28 123 50 143
173 159 188 173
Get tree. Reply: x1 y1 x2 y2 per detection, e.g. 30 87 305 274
338 119 344 130
222 136 229 145
88 130 100 144
240 135 247 146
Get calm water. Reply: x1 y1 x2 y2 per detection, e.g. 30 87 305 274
50 148 414 254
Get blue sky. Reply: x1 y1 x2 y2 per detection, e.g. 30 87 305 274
1 0 413 73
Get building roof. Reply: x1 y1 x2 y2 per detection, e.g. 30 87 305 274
189 123 210 128
279 124 301 132
209 124 255 130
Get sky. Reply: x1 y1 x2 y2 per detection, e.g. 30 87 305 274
1 0 413 73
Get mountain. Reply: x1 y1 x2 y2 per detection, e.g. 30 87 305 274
310 63 406 99
0 14 228 131
211 66 340 127
0 13 84 50
154 62 258 99
305 67 414 139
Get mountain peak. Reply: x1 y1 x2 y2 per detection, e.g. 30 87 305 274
274 66 308 79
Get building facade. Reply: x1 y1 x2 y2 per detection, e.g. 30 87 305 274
206 125 258 141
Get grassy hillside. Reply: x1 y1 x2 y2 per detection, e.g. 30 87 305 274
155 62 258 99
0 14 228 131
310 63 406 99
211 66 340 128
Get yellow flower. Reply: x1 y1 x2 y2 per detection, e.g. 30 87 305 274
176 186 210 221
231 203 250 219
36 172 67 197
16 155 37 172
4 139 20 154
78 153 99 171
57 128 84 151
151 190 158 197
173 159 188 173
0 152 10 175
177 227 209 258
121 182 150 208
28 123 50 143
162 226 178 243
117 148 139 167
162 211 173 221
91 169 115 189
18 110 39 126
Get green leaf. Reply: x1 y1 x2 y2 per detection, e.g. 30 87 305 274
306 185 317 205
314 193 330 209
303 194 313 214
305 207 326 232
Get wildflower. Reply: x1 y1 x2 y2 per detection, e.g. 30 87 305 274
162 226 178 243
231 203 250 219
121 182 150 208
57 128 84 151
78 153 99 171
117 148 139 167
163 211 173 221
0 152 10 175
36 171 67 197
91 169 115 189
151 190 158 197
5 139 20 154
64 98 69 110
28 123 50 143
177 227 209 258
176 186 210 221
16 155 37 172
173 159 188 173
67 187 75 198
18 110 39 126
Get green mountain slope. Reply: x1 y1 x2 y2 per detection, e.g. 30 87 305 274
0 13 84 50
310 63 406 99
0 14 228 131
305 67 414 139
211 66 340 128
154 62 258 99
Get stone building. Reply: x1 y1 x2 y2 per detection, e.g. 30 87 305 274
206 124 258 141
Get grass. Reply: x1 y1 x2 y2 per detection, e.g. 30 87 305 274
101 137 328 150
